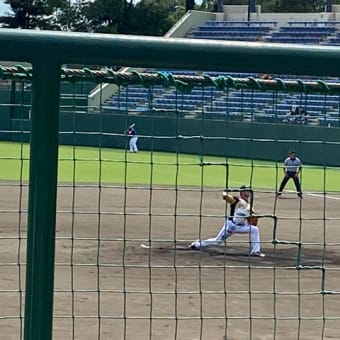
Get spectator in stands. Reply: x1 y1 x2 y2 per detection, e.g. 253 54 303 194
290 103 300 116
299 109 309 124
260 74 273 80
285 104 309 124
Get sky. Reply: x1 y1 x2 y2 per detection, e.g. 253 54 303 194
0 0 12 16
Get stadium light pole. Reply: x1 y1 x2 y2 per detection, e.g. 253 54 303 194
248 0 256 22
247 0 250 21
185 0 194 11
216 0 223 12
325 0 332 12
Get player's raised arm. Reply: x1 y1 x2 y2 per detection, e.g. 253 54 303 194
222 189 237 204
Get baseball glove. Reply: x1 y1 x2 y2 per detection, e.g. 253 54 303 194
248 215 259 226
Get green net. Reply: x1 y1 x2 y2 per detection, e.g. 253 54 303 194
1 66 340 339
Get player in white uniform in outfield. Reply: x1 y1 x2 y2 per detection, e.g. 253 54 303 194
189 186 265 257
126 123 138 153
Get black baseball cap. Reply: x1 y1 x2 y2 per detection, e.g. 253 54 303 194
240 185 251 191
288 149 296 154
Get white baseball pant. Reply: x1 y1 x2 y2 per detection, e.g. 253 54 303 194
191 218 261 254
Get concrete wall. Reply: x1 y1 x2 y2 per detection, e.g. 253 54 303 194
223 5 340 27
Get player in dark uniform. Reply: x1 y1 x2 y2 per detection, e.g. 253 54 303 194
277 150 302 198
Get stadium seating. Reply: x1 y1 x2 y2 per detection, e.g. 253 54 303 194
186 20 275 42
264 21 337 44
326 33 340 46
104 20 340 126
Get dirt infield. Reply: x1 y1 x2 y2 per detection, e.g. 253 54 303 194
1 184 340 340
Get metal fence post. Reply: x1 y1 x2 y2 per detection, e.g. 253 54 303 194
24 60 61 340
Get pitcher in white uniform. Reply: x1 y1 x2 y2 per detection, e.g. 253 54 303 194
189 186 265 257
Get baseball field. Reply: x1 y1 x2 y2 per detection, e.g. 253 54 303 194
1 142 340 340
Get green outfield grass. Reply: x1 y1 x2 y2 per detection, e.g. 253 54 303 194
1 141 340 192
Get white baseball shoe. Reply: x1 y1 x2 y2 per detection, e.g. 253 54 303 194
189 241 201 250
251 251 265 258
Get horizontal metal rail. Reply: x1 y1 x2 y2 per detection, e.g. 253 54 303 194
0 29 339 76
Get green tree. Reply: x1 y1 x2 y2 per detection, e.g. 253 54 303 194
54 2 90 32
130 0 184 36
83 0 131 33
82 0 184 35
0 0 70 29
0 0 184 34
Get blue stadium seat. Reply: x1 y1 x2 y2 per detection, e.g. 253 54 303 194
203 20 277 27
103 20 340 122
